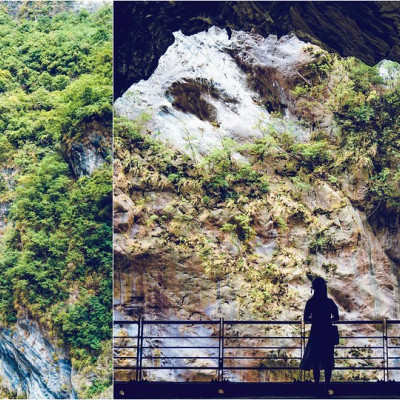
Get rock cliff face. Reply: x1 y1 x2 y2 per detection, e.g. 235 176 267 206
0 168 17 236
0 321 74 399
114 1 400 98
115 29 313 155
0 131 110 397
114 26 400 381
63 121 112 178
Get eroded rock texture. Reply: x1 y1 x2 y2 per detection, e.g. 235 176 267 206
0 321 75 399
114 1 400 98
63 121 111 178
114 26 400 381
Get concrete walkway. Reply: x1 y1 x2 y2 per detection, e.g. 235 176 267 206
114 381 400 399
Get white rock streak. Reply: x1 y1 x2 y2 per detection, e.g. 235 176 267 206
115 27 312 157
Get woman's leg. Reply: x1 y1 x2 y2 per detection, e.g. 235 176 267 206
324 368 332 395
325 368 332 385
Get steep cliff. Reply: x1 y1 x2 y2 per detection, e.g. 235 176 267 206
0 3 112 398
114 26 400 381
0 321 74 399
114 1 400 98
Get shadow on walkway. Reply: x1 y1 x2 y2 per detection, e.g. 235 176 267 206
114 381 400 399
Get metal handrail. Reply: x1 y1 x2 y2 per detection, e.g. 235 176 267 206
114 319 400 383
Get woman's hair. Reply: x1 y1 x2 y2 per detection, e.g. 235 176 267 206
311 276 328 299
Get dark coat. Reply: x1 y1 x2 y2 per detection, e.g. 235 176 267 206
300 297 339 370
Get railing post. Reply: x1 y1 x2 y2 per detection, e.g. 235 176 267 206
135 317 142 381
301 318 305 382
383 318 388 382
218 318 224 382
138 317 144 382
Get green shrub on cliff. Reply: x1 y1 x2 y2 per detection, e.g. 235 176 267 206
288 53 400 215
0 2 112 373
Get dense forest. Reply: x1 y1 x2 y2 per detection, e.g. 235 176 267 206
0 2 112 397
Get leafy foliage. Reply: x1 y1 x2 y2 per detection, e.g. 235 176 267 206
291 54 400 215
0 2 112 372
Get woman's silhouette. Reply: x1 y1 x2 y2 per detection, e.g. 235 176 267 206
300 277 339 396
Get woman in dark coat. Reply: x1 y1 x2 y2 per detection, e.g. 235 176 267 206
300 277 339 395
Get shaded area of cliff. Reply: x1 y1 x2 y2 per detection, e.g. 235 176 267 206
114 1 400 98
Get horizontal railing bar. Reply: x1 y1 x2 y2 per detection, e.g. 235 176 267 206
334 346 383 349
144 321 219 325
224 356 302 360
114 366 218 370
114 336 388 349
113 338 389 342
340 336 383 339
120 336 219 340
222 367 387 370
113 356 383 361
224 346 301 349
224 321 300 325
113 346 388 351
335 357 383 360
114 320 400 325
141 346 219 349
223 336 302 340
114 356 137 359
114 320 220 325
114 336 139 339
141 356 219 360
114 336 389 341
113 356 384 361
129 356 302 360
333 321 384 325
115 366 400 371
115 336 303 340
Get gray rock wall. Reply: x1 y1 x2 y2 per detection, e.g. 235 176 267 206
0 321 75 399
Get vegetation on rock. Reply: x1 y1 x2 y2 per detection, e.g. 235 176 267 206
114 47 400 329
0 2 112 397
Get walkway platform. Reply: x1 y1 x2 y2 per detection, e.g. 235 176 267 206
114 381 400 399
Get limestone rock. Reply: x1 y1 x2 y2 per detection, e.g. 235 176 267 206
62 122 111 178
115 1 400 98
0 320 75 399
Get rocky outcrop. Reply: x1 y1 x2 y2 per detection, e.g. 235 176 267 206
114 156 399 381
114 29 313 158
0 167 17 239
114 24 400 382
370 211 400 279
0 321 74 399
63 122 111 178
114 1 400 98
0 202 11 233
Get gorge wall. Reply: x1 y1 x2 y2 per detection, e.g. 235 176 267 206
114 24 400 381
0 3 112 398
0 321 74 399
0 126 111 398
114 1 400 98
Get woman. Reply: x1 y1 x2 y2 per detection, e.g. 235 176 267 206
300 277 339 396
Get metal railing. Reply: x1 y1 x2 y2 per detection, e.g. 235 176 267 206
114 319 400 383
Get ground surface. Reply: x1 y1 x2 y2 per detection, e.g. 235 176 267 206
114 382 400 399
